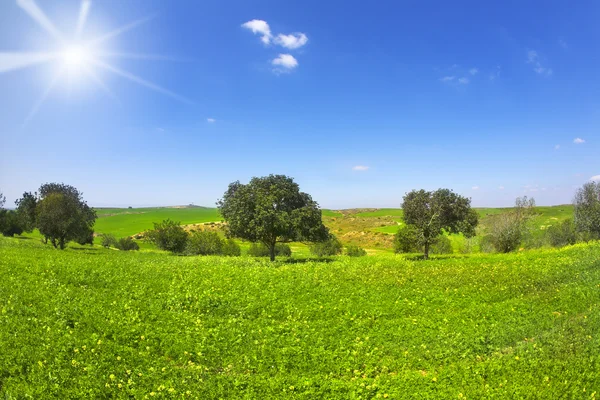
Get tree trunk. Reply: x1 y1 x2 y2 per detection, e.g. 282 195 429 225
269 242 276 262
423 241 430 260
51 238 57 248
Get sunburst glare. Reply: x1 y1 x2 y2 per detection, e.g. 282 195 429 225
2 0 191 125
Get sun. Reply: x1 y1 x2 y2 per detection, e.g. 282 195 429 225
62 46 90 69
0 0 191 125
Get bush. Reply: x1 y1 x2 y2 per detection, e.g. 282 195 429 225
248 243 292 257
486 214 526 253
0 210 24 237
310 235 343 257
479 235 496 253
116 237 139 251
546 219 578 248
186 231 223 255
146 219 188 253
394 224 420 253
430 235 453 254
222 239 241 257
346 245 367 257
100 234 118 248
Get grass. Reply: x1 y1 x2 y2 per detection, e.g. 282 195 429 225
1 236 599 398
94 207 221 238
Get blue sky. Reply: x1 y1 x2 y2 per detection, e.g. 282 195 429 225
0 0 598 209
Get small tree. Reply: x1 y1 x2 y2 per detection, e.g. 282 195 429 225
146 219 188 253
402 189 478 259
222 239 241 257
546 219 577 247
393 224 421 253
36 184 97 249
186 231 223 255
0 211 24 237
0 191 5 209
100 233 118 248
217 175 329 261
486 196 536 253
574 182 600 240
15 192 38 233
346 245 367 257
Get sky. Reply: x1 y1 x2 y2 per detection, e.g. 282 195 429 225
0 0 598 209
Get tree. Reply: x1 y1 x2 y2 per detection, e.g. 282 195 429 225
15 192 38 233
0 211 24 237
146 219 188 253
574 181 600 240
217 175 329 261
0 191 5 209
486 196 536 253
402 189 478 259
310 234 343 257
36 183 97 249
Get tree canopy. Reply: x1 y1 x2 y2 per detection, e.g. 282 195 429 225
402 188 478 259
36 183 97 249
574 181 600 240
217 174 328 261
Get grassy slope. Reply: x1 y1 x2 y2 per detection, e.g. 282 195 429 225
94 207 221 237
0 237 599 398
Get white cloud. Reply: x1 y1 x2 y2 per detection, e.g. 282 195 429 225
352 165 369 171
590 175 600 182
498 186 505 190
527 50 552 76
274 33 308 49
489 66 501 81
440 76 455 82
469 68 478 75
156 127 165 132
574 138 585 144
458 77 469 84
242 19 272 44
554 144 560 150
272 54 298 71
472 186 480 190
207 118 216 123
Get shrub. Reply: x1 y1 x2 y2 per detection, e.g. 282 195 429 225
393 224 420 253
546 219 578 248
0 210 24 237
100 234 118 248
116 237 140 251
346 245 367 257
222 239 241 257
430 235 453 254
479 235 496 253
186 231 223 255
574 182 600 239
310 235 343 257
248 243 292 257
146 219 188 253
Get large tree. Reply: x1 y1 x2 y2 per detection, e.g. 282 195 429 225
217 174 329 261
402 188 478 259
36 183 97 249
573 181 600 240
15 191 38 233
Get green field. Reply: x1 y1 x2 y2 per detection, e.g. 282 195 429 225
94 207 221 238
1 236 599 398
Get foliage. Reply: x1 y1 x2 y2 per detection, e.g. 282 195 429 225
221 238 241 257
218 174 329 260
0 191 5 208
100 234 118 248
115 237 140 251
15 192 37 233
186 231 223 255
345 245 367 257
430 235 453 254
393 224 420 253
36 183 97 249
146 219 188 253
248 242 292 258
486 197 536 253
546 219 578 248
0 210 24 237
1 237 600 397
573 181 600 240
402 189 478 259
310 235 343 257
479 235 496 253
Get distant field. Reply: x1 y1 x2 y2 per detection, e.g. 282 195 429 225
94 207 221 237
1 236 599 397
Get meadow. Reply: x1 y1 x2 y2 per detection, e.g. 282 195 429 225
1 235 599 398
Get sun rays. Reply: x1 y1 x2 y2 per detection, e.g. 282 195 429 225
2 0 191 125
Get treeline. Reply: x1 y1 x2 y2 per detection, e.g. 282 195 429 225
393 182 600 256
